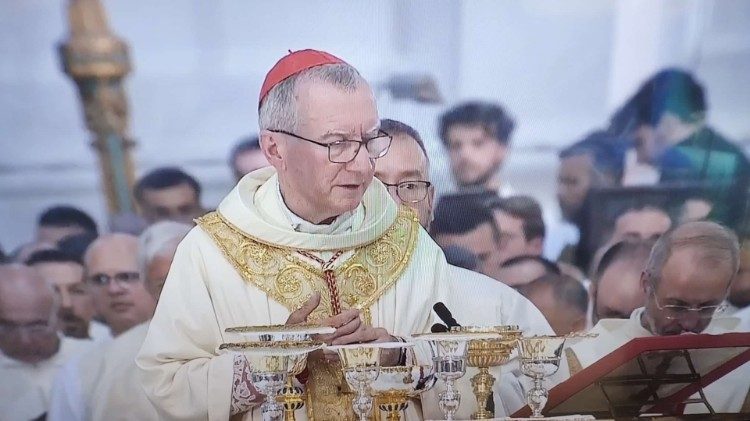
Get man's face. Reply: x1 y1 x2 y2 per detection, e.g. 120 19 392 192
557 154 593 221
33 261 95 339
612 209 671 243
643 247 733 335
37 225 87 244
374 133 434 229
594 260 645 323
86 241 156 336
139 183 202 225
435 223 502 278
273 81 380 223
233 150 269 182
493 260 548 287
493 210 541 264
445 124 506 188
145 252 176 302
0 281 58 364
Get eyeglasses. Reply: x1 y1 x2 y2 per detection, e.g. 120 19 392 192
651 290 726 320
87 271 141 288
268 129 392 163
381 180 432 203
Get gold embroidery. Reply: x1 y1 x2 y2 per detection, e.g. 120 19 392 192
197 206 420 420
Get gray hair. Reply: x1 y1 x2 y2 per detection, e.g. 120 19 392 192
645 221 739 285
258 63 364 132
137 221 191 277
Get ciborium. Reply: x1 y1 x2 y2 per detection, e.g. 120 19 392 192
451 326 523 419
223 323 334 421
413 331 499 420
368 343 438 421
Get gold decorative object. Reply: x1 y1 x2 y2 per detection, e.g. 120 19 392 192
370 365 437 421
452 326 523 419
58 0 137 214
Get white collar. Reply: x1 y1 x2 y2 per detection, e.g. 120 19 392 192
275 177 358 235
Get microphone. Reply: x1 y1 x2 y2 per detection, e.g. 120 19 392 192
443 245 478 271
431 323 449 333
433 302 460 328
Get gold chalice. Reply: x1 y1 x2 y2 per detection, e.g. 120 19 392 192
370 363 437 421
452 326 523 419
223 324 334 421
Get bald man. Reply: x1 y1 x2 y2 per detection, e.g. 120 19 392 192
591 241 652 324
516 274 588 335
49 223 191 421
0 264 92 421
566 221 750 414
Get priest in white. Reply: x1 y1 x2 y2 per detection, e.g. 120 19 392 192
566 221 750 414
0 264 92 421
137 50 551 420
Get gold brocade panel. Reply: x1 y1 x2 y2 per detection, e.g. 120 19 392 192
197 207 420 420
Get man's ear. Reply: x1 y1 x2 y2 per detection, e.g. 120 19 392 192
260 130 284 170
640 271 650 294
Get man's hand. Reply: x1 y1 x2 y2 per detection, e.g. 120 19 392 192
286 292 321 325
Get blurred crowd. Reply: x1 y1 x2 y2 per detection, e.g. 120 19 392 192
1 67 749 419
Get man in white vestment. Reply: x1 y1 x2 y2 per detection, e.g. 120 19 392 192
136 50 549 420
48 223 190 421
375 117 557 417
566 221 750 414
0 264 93 421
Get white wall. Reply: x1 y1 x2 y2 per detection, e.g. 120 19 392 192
1 0 749 252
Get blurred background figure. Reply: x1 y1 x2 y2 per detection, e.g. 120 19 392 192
228 135 268 183
375 118 435 229
589 240 652 324
134 167 204 226
609 205 672 243
487 195 546 263
11 206 100 264
516 273 588 335
495 255 561 287
0 264 93 420
439 101 516 196
26 249 109 342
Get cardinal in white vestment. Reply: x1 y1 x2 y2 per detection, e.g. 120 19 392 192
566 221 750 414
136 50 552 421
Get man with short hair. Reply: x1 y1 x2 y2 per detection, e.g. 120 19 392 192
590 240 652 324
487 195 545 263
49 222 191 421
137 50 544 420
516 273 588 335
0 264 92 420
610 205 671 243
375 118 556 417
431 193 504 279
566 221 750 413
229 135 269 182
496 255 561 287
26 250 109 342
134 167 204 225
84 234 156 336
36 205 98 244
439 101 516 195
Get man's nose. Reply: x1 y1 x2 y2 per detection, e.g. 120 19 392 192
60 291 73 309
107 278 126 294
346 143 373 173
678 313 702 332
385 186 402 205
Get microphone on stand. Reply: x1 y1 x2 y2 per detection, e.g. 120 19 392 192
433 302 460 328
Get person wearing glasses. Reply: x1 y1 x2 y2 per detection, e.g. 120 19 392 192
0 264 93 420
48 222 190 421
136 49 528 420
375 117 557 417
566 221 750 413
83 233 156 337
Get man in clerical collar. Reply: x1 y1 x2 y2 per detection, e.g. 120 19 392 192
374 117 557 417
0 264 92 420
566 221 750 414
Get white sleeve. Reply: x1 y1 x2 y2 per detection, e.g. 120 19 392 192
47 356 86 421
